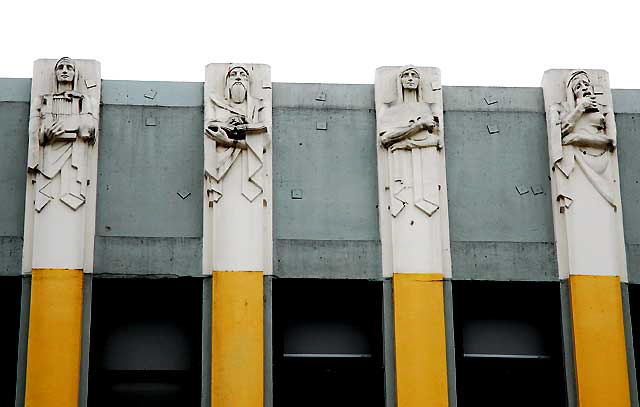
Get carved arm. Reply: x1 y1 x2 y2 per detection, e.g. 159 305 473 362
380 119 437 149
206 122 247 149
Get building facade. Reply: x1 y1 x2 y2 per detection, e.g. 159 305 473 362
1 61 639 407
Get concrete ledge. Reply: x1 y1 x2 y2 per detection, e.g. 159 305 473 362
94 236 202 276
451 241 558 281
274 239 381 279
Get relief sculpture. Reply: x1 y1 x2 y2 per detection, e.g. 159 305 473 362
205 66 269 204
378 66 442 217
28 57 98 212
548 70 617 211
543 69 626 279
203 64 272 274
375 66 450 276
23 58 101 272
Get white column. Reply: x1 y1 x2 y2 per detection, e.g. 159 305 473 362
202 63 273 275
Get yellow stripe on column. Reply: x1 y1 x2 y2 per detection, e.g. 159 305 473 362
393 273 448 407
212 271 263 407
25 269 83 407
570 275 630 407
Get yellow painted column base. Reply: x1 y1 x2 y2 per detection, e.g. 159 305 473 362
393 273 449 407
212 271 263 407
570 275 631 407
25 269 83 407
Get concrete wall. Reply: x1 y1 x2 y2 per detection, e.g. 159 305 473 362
3 77 640 281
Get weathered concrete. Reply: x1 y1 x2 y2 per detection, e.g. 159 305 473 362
97 105 203 239
0 238 23 277
274 239 381 279
451 241 557 281
93 236 201 276
0 101 28 276
102 80 202 107
0 78 30 102
616 113 640 283
443 86 543 112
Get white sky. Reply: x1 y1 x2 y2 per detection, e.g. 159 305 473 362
2 0 639 88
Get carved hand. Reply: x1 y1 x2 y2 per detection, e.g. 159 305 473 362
42 120 65 143
418 118 437 132
577 96 598 112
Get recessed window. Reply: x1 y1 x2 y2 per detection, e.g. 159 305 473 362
88 278 202 407
453 281 566 407
273 279 385 407
628 284 640 392
0 277 21 406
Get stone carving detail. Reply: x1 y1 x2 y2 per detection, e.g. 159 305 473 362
203 64 272 274
375 66 451 277
205 66 269 204
23 58 101 272
29 57 98 212
542 69 626 279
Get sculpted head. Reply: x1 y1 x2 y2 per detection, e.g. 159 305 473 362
55 57 76 85
226 66 250 104
400 67 420 90
568 71 593 101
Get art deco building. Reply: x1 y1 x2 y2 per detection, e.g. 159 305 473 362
0 61 637 407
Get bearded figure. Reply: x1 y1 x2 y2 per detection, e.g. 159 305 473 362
204 66 269 204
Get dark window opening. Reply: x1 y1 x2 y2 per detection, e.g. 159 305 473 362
453 281 567 407
273 279 385 407
0 277 21 406
628 284 640 392
88 278 202 407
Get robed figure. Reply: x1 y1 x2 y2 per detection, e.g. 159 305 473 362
376 66 450 276
23 57 101 271
202 64 272 274
204 66 269 204
544 69 625 278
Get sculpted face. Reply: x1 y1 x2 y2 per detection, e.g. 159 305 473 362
400 69 420 90
55 59 76 84
570 74 593 100
227 67 249 104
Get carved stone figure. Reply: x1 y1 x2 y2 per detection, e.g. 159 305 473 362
375 66 451 277
28 57 98 212
23 58 101 272
378 66 443 217
543 69 626 280
203 64 272 274
548 70 616 211
205 66 269 204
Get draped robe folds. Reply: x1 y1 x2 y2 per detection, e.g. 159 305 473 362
29 91 96 212
378 101 440 217
27 86 98 269
204 94 266 203
549 103 616 210
548 102 621 276
378 100 444 275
